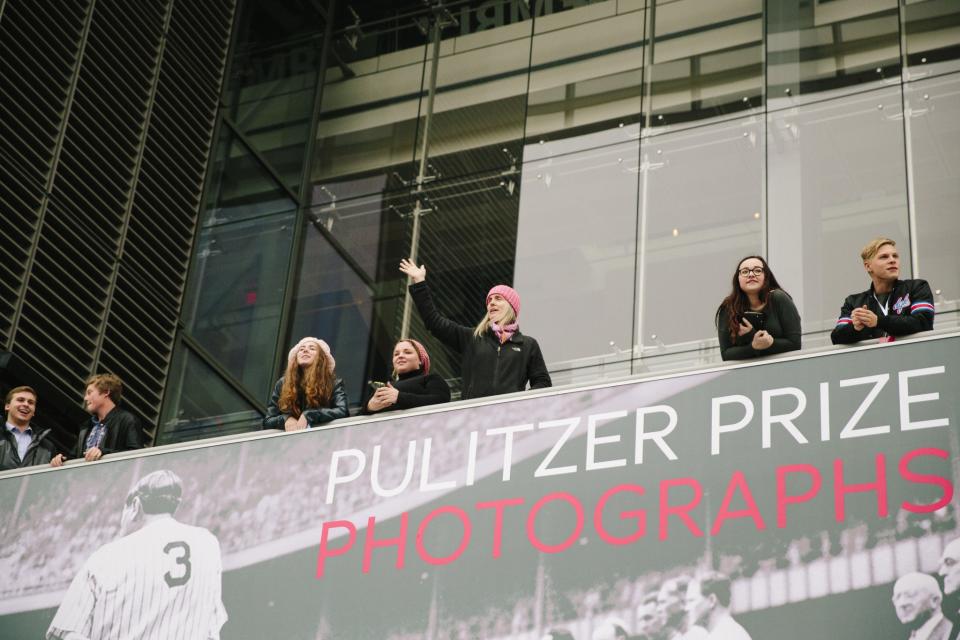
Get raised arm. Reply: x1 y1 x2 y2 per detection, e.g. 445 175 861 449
401 259 472 352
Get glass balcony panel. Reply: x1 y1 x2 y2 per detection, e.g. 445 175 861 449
767 87 910 333
903 74 960 311
638 115 765 350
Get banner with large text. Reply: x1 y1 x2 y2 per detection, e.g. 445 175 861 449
2 333 958 639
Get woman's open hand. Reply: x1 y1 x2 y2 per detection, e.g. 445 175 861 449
399 258 426 283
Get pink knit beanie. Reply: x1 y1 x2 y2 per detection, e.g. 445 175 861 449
486 285 520 319
288 337 335 373
401 339 431 375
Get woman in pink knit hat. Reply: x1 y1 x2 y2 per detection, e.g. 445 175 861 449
399 259 551 400
362 338 450 414
262 337 349 430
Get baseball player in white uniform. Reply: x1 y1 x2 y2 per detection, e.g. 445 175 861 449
47 470 228 640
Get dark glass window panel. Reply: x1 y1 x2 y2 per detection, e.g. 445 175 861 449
645 0 763 132
182 211 297 396
157 344 261 444
411 1 534 182
766 0 900 109
311 11 430 202
525 2 646 156
202 127 297 227
390 170 522 392
288 221 376 409
224 0 326 191
902 0 960 78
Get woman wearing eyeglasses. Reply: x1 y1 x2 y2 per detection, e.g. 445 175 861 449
715 256 801 361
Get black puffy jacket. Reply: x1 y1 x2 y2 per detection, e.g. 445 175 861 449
409 281 552 400
1 427 56 471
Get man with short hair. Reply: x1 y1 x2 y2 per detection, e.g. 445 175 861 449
892 572 953 640
685 572 751 640
659 577 707 640
635 592 665 640
47 469 228 640
1 386 57 470
53 373 143 465
939 538 960 640
831 237 934 344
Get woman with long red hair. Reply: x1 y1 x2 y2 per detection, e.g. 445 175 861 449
263 337 348 430
715 256 801 361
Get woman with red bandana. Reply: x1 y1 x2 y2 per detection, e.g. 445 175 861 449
400 259 551 400
362 338 450 414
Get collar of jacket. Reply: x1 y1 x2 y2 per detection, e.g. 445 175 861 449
867 279 902 295
486 329 524 344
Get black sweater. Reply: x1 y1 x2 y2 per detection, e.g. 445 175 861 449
409 281 552 399
717 289 802 361
360 370 451 414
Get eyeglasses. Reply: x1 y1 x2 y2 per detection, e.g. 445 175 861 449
738 267 764 277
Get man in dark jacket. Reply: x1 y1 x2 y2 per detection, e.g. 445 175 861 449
1 386 56 471
831 237 934 345
52 373 143 465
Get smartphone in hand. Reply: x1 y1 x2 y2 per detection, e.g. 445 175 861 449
741 311 766 332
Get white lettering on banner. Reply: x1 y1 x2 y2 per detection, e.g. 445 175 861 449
634 405 678 464
486 424 535 482
371 441 416 498
319 363 948 504
838 374 890 439
819 382 830 442
762 387 808 449
586 411 629 471
711 395 754 456
420 438 457 492
534 418 580 478
899 366 950 430
327 449 366 504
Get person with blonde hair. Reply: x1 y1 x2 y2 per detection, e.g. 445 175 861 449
831 237 934 344
399 259 551 400
53 373 143 465
263 337 348 430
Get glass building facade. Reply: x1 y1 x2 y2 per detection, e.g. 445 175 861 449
158 0 960 443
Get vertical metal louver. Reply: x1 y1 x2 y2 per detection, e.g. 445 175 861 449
0 0 92 346
98 0 236 438
0 0 236 441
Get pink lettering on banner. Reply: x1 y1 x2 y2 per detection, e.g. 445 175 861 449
362 513 408 574
834 454 888 522
659 477 704 540
776 463 822 528
900 447 954 512
476 497 525 558
416 506 472 566
316 520 357 578
593 484 646 545
711 471 766 535
526 492 584 553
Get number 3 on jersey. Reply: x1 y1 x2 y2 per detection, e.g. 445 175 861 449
163 541 192 587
